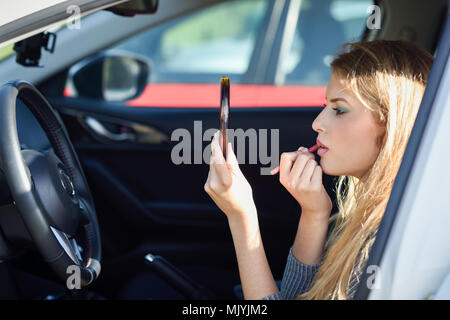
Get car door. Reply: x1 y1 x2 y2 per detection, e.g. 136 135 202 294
39 0 373 299
354 6 450 299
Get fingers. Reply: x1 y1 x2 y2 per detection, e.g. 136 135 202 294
298 158 317 184
279 151 300 185
211 131 225 165
279 147 311 184
270 147 304 175
310 165 323 190
206 131 232 192
288 151 315 185
226 142 241 175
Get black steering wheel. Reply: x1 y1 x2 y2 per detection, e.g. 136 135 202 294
0 80 101 287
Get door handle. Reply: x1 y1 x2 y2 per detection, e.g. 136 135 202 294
84 116 136 142
81 116 168 144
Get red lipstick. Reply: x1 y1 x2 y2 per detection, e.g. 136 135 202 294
270 144 320 175
316 139 328 149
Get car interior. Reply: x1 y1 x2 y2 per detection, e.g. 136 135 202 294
0 0 448 300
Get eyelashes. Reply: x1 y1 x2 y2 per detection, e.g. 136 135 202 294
332 107 345 115
322 104 346 116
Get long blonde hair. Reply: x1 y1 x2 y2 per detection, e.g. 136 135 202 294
298 40 434 299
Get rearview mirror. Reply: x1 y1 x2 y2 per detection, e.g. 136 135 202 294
68 51 150 102
106 0 158 16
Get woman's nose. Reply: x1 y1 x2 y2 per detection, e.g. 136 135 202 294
312 112 325 133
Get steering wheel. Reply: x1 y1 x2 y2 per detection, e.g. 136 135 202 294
0 80 101 287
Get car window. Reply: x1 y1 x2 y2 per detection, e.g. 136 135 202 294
279 0 373 86
112 0 270 84
63 0 373 107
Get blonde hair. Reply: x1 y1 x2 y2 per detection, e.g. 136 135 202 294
298 40 434 300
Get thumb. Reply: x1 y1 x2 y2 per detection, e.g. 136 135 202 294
226 142 241 174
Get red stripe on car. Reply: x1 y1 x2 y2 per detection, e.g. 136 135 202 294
64 84 326 108
126 84 326 108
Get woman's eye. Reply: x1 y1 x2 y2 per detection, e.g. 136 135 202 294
332 107 346 116
322 104 346 116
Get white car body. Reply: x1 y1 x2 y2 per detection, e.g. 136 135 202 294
368 33 450 299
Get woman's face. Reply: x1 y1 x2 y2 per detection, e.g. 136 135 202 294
312 72 386 179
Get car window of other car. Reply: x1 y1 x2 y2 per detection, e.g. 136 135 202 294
112 0 270 84
279 0 373 86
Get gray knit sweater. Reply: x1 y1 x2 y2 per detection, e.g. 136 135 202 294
262 247 361 300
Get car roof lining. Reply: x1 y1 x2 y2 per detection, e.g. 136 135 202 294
373 0 448 54
0 0 128 48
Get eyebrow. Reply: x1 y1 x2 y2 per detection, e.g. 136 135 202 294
325 96 349 105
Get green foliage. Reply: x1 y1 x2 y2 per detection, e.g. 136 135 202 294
0 44 14 61
162 0 268 52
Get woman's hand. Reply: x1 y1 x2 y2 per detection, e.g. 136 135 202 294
279 147 332 221
204 131 257 222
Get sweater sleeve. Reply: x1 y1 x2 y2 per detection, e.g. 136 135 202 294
261 247 322 300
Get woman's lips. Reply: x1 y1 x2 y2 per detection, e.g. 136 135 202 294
317 147 329 156
316 138 328 149
316 138 329 157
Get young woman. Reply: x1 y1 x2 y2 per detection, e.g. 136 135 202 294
204 40 434 300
